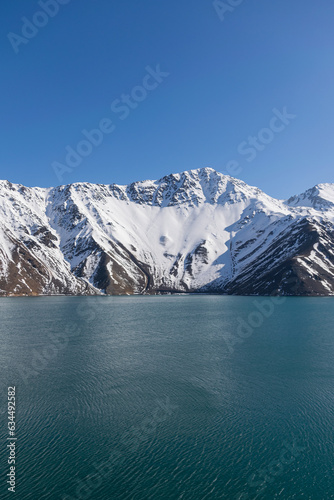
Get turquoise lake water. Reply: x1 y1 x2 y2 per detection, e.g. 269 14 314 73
0 295 334 499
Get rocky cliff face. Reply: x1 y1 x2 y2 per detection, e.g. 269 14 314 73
0 168 334 296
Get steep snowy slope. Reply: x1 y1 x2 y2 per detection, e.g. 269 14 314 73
0 181 97 295
0 168 333 296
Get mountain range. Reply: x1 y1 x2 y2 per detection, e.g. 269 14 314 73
1 167 334 296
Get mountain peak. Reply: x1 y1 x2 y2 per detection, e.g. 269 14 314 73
186 167 220 176
286 183 334 209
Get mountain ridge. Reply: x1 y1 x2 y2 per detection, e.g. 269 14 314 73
1 168 333 296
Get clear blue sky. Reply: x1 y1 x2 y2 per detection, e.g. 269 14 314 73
1 0 334 199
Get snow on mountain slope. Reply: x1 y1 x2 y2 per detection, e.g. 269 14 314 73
0 181 97 295
0 168 333 296
286 184 334 211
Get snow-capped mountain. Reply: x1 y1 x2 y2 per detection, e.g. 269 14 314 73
286 183 334 210
0 168 334 296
